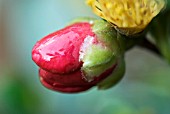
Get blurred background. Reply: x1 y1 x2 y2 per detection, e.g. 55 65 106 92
0 0 170 114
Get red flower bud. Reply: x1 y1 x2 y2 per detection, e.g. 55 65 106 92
32 18 124 93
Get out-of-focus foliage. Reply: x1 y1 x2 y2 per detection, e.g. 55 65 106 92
0 72 42 114
166 0 170 9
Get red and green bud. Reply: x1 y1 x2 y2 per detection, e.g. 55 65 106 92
32 18 125 93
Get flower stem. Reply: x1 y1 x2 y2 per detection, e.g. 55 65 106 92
137 37 162 57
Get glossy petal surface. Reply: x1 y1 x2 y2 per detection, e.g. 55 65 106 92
39 63 117 93
32 23 95 74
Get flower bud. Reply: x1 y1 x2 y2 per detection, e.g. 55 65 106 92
87 0 166 36
32 18 125 93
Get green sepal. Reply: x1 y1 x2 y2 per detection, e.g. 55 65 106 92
81 19 124 81
97 56 125 90
69 17 126 81
81 44 118 81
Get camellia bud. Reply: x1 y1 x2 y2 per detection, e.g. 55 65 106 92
32 18 125 93
87 0 166 36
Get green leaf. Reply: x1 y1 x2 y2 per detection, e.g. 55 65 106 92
149 10 170 63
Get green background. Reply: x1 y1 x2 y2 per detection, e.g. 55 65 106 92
0 0 170 114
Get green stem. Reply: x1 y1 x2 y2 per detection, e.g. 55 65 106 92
117 29 162 58
137 38 162 57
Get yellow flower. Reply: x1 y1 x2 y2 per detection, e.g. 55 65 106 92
87 0 166 35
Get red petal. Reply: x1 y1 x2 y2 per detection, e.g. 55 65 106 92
39 63 117 93
40 77 92 93
32 22 95 74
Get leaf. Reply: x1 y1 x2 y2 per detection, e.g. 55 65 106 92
149 9 170 63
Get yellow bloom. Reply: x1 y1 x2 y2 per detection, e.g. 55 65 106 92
87 0 166 35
